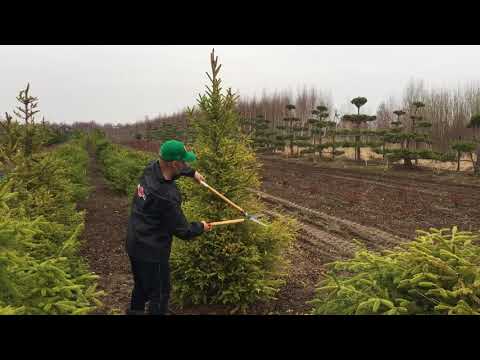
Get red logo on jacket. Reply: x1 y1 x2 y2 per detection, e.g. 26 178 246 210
137 184 146 200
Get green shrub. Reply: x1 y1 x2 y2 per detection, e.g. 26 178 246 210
309 227 480 315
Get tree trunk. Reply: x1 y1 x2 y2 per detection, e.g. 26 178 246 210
332 133 336 161
457 151 461 172
312 135 316 162
475 147 480 175
355 135 361 161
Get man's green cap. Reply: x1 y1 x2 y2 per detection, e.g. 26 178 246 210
160 140 197 162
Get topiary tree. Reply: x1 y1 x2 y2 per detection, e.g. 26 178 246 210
251 114 270 152
305 105 330 161
279 104 302 157
410 101 426 166
172 49 297 312
381 103 440 169
392 110 406 147
468 114 480 141
341 97 377 161
325 110 344 161
451 136 477 172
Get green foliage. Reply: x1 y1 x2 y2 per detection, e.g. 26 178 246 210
173 50 297 311
438 151 458 163
384 148 441 162
351 97 368 111
338 98 377 161
151 123 185 142
0 139 103 315
417 121 432 128
309 227 480 315
95 138 153 196
452 141 477 154
378 102 454 168
342 115 376 124
249 115 278 153
468 114 480 128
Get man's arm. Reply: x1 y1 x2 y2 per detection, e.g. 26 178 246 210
176 167 205 184
165 200 205 240
178 167 196 178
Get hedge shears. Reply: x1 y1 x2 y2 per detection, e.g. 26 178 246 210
200 181 267 228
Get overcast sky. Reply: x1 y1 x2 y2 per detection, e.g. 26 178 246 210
1 45 480 125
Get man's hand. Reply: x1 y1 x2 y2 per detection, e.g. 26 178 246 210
194 171 205 184
201 221 213 232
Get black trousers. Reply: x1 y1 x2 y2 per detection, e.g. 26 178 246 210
129 255 171 315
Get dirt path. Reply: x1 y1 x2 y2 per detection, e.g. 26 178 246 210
78 149 133 315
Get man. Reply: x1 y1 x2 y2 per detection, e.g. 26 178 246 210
125 139 212 315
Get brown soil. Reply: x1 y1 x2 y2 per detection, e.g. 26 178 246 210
258 155 480 240
78 149 133 315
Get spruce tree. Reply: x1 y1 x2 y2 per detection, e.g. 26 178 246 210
0 113 21 172
171 49 296 311
12 84 41 160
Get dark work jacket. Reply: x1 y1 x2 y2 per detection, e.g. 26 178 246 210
126 160 204 262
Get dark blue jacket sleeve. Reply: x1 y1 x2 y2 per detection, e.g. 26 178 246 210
175 167 196 179
165 199 204 240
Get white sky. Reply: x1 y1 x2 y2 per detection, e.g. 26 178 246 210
1 45 480 125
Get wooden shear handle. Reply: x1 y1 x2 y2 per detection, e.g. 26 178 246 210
209 219 245 226
200 181 245 215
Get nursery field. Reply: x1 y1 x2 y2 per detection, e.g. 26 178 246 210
100 139 479 315
3 49 480 316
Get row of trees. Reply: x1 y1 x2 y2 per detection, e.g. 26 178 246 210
101 112 191 144
241 97 480 174
0 84 103 314
0 84 76 174
99 80 480 172
238 81 480 152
